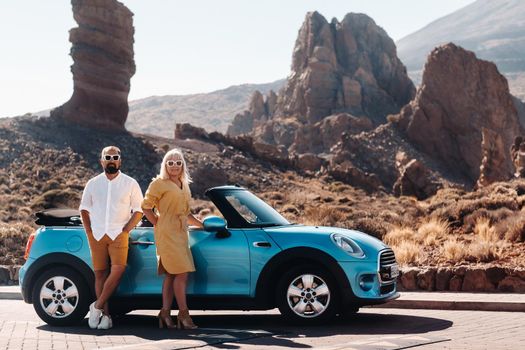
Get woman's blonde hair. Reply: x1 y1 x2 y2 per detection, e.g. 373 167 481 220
155 148 192 184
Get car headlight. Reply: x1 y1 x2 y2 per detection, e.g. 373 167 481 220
331 233 365 258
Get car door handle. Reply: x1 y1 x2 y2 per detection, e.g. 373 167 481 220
130 240 155 246
253 241 271 248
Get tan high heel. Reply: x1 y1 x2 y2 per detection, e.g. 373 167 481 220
177 309 198 329
157 309 176 329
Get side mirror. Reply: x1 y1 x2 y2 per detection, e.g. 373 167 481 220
203 216 230 238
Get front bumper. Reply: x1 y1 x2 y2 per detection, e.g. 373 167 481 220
338 261 398 306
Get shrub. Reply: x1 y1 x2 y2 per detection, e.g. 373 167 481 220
304 206 345 227
417 217 450 246
473 217 500 242
496 214 525 242
442 237 467 263
384 227 415 246
391 241 421 266
467 241 502 263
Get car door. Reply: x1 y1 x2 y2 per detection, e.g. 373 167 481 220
187 227 250 295
126 227 251 296
125 228 161 295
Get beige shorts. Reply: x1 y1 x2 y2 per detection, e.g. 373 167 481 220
86 231 129 271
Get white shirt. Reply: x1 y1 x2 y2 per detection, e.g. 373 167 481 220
79 172 144 241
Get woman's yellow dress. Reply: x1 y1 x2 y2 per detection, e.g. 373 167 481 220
141 178 195 275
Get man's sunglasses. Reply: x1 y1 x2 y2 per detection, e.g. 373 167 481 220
166 160 183 167
102 155 121 161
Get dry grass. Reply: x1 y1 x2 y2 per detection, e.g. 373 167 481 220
391 241 421 266
416 217 450 246
442 237 467 262
383 227 415 246
303 206 346 226
467 241 502 262
0 222 34 265
473 217 500 242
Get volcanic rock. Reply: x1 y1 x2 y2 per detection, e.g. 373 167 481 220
511 136 525 178
395 43 522 184
274 11 414 125
478 128 511 187
393 157 439 199
227 91 276 137
227 11 414 157
51 0 136 130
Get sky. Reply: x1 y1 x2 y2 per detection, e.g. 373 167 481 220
0 0 475 118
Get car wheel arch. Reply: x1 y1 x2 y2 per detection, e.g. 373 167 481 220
23 253 95 303
255 247 351 307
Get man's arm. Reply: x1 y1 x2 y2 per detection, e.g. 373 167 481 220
122 211 143 234
80 210 93 236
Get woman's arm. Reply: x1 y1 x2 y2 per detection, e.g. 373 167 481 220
187 213 203 228
143 208 158 226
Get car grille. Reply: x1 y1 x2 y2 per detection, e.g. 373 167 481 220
378 248 397 285
380 248 396 266
380 283 395 294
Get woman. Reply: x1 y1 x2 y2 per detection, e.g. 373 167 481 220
142 149 203 329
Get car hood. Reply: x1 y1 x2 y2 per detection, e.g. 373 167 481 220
263 225 389 261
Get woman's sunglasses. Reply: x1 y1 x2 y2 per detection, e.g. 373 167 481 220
167 160 183 167
102 155 120 161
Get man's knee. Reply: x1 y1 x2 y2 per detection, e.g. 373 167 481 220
110 264 127 277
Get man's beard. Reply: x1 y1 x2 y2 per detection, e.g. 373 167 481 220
104 164 120 174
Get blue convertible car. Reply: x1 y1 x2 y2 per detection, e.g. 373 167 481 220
20 186 399 325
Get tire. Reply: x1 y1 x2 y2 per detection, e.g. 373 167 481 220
276 264 340 324
31 266 91 326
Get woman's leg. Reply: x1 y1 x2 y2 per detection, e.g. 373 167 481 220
173 273 188 310
162 273 175 310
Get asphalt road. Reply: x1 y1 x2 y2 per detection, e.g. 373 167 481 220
1 300 524 349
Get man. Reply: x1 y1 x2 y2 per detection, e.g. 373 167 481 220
79 146 143 329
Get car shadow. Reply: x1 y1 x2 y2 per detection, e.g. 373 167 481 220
36 311 453 349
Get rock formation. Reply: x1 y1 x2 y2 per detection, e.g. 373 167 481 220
478 128 510 187
51 0 136 130
275 11 415 126
511 136 525 178
227 11 415 155
227 91 276 137
395 43 522 183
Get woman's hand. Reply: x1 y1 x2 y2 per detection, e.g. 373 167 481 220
187 213 204 229
143 208 158 226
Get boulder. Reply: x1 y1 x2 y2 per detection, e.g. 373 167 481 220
175 123 209 140
294 153 326 171
417 269 436 291
462 268 496 292
435 268 452 291
478 127 511 187
51 0 136 130
511 136 525 178
498 276 525 293
328 160 382 193
393 158 439 199
399 268 419 290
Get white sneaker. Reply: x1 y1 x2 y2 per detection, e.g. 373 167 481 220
88 302 103 329
97 315 113 330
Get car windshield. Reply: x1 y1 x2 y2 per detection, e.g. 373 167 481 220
223 190 290 227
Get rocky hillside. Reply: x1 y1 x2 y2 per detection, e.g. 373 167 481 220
397 0 525 100
125 79 285 137
1 115 525 277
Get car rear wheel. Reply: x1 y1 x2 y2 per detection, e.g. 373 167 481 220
276 265 339 323
31 266 90 326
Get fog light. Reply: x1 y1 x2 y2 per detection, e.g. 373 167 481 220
359 275 374 291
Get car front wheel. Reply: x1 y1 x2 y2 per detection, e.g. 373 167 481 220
276 265 339 323
31 266 90 326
